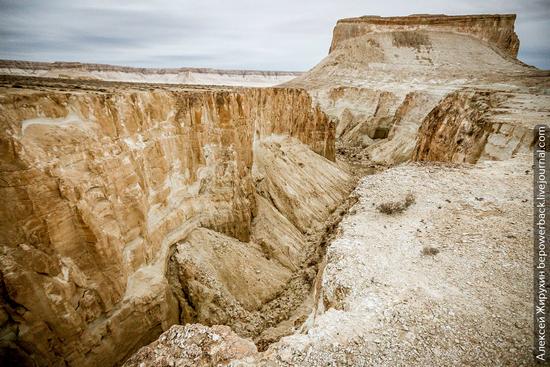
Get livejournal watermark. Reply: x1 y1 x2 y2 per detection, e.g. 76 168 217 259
535 124 550 363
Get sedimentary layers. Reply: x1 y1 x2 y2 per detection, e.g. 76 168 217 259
0 60 301 87
329 14 520 57
286 14 550 166
2 11 550 367
413 89 545 163
167 135 352 347
0 78 351 366
126 13 549 365
125 13 549 367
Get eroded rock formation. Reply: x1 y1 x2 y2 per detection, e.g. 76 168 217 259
0 77 352 366
127 13 548 367
329 14 520 57
1 11 549 367
167 136 352 346
412 89 542 162
285 13 550 166
0 60 301 87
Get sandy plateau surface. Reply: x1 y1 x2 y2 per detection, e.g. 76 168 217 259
0 60 300 87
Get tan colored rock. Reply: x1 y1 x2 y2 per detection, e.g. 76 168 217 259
0 78 350 366
250 157 534 366
0 60 300 87
167 135 352 343
122 324 257 367
413 89 545 163
116 13 547 367
329 14 520 57
2 11 548 367
169 227 292 324
127 158 535 366
253 136 352 234
286 14 550 166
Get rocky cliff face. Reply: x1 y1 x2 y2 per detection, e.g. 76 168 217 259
286 14 549 166
412 89 544 163
2 11 549 367
0 77 351 366
126 14 546 366
0 60 301 87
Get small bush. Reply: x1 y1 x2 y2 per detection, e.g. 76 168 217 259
392 32 432 50
376 193 415 215
422 246 440 256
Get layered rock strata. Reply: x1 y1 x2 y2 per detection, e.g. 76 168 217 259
0 60 301 87
286 14 550 165
0 77 351 366
168 136 353 347
2 11 550 367
413 89 545 162
125 157 535 367
329 14 520 57
129 13 549 366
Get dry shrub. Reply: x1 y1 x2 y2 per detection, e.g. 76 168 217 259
392 31 431 50
422 246 440 256
377 193 415 215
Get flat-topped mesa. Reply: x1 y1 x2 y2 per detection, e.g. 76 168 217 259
329 14 519 58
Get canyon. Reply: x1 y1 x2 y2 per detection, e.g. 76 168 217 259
0 77 351 366
0 13 549 367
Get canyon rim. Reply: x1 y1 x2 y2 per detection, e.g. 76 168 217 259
0 9 549 367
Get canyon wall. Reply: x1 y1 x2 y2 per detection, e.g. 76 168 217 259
0 60 301 87
167 135 353 351
2 12 549 367
123 13 549 366
412 89 543 163
0 79 350 366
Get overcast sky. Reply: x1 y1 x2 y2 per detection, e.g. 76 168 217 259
0 0 548 71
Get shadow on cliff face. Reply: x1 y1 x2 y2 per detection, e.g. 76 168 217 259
125 13 550 367
165 136 355 351
3 12 550 367
0 347 36 367
0 267 41 367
